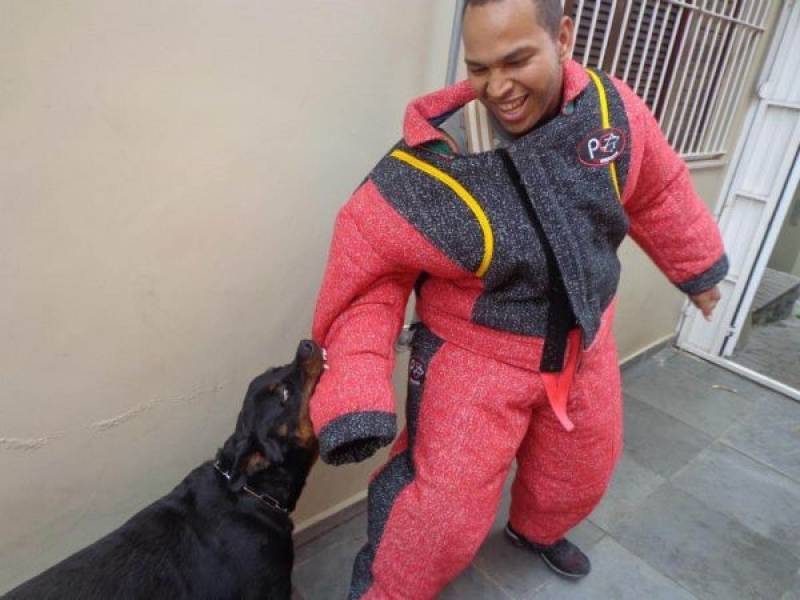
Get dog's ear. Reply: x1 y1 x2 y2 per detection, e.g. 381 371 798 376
221 435 252 492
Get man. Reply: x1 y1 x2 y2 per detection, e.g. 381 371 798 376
310 0 726 598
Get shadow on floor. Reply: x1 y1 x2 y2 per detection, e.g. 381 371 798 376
293 347 800 599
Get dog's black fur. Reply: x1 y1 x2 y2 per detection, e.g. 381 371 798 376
3 340 323 600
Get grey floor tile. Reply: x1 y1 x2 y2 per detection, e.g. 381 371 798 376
589 452 665 532
695 361 782 402
722 394 800 483
732 314 800 391
295 511 366 566
293 532 364 599
782 569 800 600
624 360 756 437
623 395 713 477
610 485 799 600
532 537 698 600
661 348 713 380
621 350 672 385
672 443 800 559
440 565 512 599
473 520 606 599
473 521 553 597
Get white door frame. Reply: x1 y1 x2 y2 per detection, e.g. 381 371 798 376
677 1 800 401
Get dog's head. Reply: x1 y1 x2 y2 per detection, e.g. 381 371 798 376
217 340 324 505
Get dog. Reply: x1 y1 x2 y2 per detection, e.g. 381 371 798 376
3 339 325 600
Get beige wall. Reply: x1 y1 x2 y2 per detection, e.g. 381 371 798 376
0 0 454 591
0 0 780 592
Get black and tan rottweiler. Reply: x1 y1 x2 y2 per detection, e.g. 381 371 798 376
3 340 324 600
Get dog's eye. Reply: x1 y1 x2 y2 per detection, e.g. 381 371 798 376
280 386 290 405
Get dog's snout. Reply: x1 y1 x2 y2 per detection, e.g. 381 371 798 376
298 339 317 360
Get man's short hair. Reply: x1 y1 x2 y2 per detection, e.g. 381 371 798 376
465 0 563 38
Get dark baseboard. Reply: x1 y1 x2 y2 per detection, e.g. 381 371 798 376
294 496 367 549
620 335 676 373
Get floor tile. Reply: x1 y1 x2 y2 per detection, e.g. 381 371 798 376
672 443 800 559
622 395 713 477
589 452 665 532
610 485 799 600
532 537 698 600
474 519 606 599
624 361 756 437
782 569 800 600
440 565 512 599
295 511 366 566
292 531 364 599
722 394 800 483
661 348 712 380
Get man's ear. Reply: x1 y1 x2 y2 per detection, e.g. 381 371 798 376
557 16 575 62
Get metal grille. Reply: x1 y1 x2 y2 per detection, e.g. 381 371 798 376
565 0 773 161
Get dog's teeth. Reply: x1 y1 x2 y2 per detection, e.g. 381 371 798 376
323 364 330 370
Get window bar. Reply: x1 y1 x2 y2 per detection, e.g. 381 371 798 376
610 0 636 76
680 0 730 154
712 1 770 151
634 0 663 95
708 0 764 151
582 0 605 66
596 0 619 70
671 2 717 151
641 2 673 105
623 0 650 83
665 0 766 29
574 0 587 38
700 5 746 153
704 5 752 151
661 5 701 138
651 2 685 116
689 0 741 156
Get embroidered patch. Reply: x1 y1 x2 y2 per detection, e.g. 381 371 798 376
408 357 426 386
577 127 626 167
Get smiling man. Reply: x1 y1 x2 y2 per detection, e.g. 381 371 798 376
310 0 727 598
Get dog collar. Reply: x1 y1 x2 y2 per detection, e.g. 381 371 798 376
214 461 289 515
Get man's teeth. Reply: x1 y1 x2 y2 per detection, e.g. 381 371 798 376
498 97 526 112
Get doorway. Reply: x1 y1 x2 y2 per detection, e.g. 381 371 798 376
727 178 800 391
677 1 800 401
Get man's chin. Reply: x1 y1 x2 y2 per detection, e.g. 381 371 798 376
493 113 537 138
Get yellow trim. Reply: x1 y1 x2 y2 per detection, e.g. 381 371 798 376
390 149 494 278
586 69 622 201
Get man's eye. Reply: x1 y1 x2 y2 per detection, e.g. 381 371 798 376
468 65 487 75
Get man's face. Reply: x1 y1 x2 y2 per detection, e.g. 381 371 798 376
463 0 574 136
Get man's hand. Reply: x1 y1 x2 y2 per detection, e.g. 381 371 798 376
690 286 721 321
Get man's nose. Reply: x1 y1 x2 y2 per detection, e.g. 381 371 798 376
486 70 512 99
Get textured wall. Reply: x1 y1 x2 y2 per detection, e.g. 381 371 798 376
0 0 454 591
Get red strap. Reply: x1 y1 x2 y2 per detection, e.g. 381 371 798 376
540 329 582 432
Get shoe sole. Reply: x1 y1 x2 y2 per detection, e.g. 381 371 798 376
504 525 588 580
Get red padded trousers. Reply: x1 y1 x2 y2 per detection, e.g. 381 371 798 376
350 322 623 600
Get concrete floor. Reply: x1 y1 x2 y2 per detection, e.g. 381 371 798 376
293 347 800 599
733 309 800 391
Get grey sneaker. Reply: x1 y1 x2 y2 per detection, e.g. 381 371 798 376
505 523 591 579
